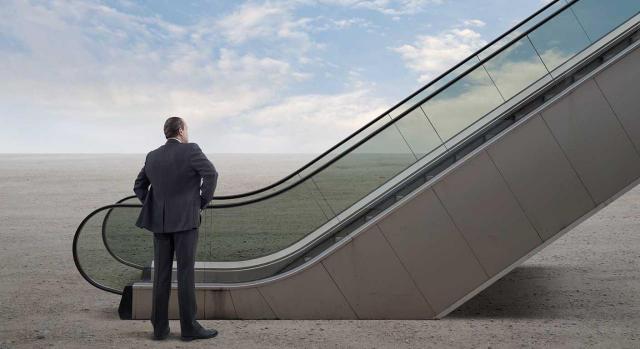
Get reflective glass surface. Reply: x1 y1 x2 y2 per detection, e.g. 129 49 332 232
483 37 549 100
75 209 143 292
205 176 329 261
312 115 417 215
421 65 504 140
102 206 152 267
393 107 444 159
528 8 591 71
571 0 640 41
477 0 569 61
389 57 481 119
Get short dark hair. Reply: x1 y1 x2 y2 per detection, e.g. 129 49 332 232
164 117 184 139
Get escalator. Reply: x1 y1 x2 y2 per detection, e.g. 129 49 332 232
73 0 640 319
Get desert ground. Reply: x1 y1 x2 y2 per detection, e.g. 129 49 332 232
1 154 639 348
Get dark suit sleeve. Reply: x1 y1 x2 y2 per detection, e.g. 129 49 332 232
190 143 218 209
133 155 150 203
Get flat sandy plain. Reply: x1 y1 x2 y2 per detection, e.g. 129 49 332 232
1 154 639 348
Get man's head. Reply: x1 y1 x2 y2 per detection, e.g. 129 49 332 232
164 117 189 143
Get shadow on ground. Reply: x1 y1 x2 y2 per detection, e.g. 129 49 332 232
448 264 627 320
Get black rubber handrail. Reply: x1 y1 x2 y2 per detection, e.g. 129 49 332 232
115 0 564 204
75 0 589 289
73 203 142 295
100 196 146 270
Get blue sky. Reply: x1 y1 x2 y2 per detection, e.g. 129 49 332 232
0 0 549 153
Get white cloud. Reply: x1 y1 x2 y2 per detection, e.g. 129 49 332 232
0 0 397 153
392 26 487 82
214 2 378 46
0 0 314 122
210 88 391 153
308 16 375 32
314 0 444 16
462 19 486 27
216 1 312 46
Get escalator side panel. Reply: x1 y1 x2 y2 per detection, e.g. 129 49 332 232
258 263 357 319
433 150 543 276
203 290 237 319
321 225 435 319
229 288 277 320
486 114 595 240
594 46 640 152
540 79 640 204
376 188 489 314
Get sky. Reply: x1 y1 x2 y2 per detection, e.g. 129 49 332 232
0 0 551 153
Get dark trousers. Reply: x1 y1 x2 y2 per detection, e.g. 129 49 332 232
151 228 199 336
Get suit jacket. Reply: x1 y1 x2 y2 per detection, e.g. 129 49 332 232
133 138 218 233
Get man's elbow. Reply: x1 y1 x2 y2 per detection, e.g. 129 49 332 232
205 166 218 182
133 190 146 203
203 173 217 187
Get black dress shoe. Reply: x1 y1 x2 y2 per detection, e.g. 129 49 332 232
152 326 170 340
181 327 218 341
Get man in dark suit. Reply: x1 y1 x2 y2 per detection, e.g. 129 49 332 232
133 116 219 341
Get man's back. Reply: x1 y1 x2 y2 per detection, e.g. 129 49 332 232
134 117 219 341
134 138 218 233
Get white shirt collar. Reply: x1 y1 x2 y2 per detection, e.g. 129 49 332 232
168 137 182 143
